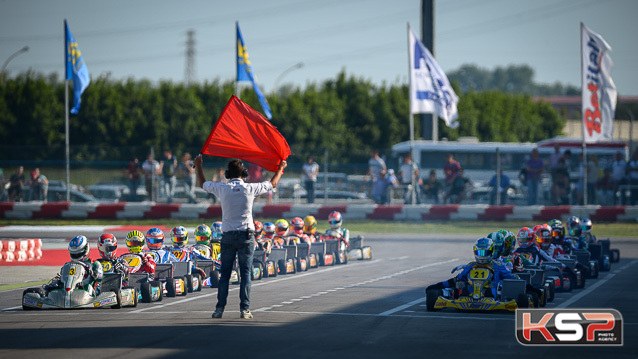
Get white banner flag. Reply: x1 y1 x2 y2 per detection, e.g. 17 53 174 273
408 26 459 128
581 23 617 143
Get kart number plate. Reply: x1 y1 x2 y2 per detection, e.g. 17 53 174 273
171 251 186 261
100 261 113 272
470 268 489 279
123 256 141 267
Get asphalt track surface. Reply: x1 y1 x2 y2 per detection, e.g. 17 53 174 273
0 231 636 358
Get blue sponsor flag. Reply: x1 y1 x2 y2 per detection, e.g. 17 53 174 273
236 22 272 119
65 20 90 114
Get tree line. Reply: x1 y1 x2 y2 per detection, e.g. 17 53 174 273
0 67 566 165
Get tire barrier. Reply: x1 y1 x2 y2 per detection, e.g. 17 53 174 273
1 202 638 222
0 239 42 262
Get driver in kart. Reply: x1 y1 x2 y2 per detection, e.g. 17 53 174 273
512 227 559 266
144 228 179 263
287 217 311 244
262 222 279 249
44 235 104 296
193 224 214 258
322 211 350 246
274 219 289 247
426 237 516 298
125 230 157 280
303 215 319 242
165 226 209 279
97 233 130 275
253 220 271 253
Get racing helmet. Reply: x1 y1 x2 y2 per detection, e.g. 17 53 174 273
263 222 276 238
211 221 223 241
97 233 118 260
68 235 90 261
550 220 565 244
499 229 516 256
328 211 342 229
473 237 494 264
303 215 317 234
126 230 146 253
486 231 505 259
195 224 212 245
145 227 165 250
534 226 552 250
567 216 582 237
516 227 535 248
275 219 289 237
254 221 264 240
171 226 188 247
291 217 304 235
581 218 593 234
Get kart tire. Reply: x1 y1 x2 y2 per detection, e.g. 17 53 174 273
22 288 45 310
277 259 287 275
111 289 122 309
589 261 599 279
295 257 303 273
141 282 152 303
545 280 555 302
166 277 177 297
425 288 442 312
610 249 620 263
185 274 194 293
193 273 202 291
128 287 138 307
337 250 348 265
318 253 325 266
516 293 531 309
270 261 278 278
209 270 220 288
601 255 611 272
303 256 309 271
176 277 188 296
152 281 163 302
252 262 263 281
362 246 372 260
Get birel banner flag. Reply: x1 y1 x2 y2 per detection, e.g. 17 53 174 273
408 25 459 128
581 23 617 143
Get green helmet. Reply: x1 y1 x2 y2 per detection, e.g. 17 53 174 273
487 231 505 259
195 224 212 245
499 229 516 256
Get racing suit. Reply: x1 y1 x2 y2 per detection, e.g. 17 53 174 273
166 245 210 279
540 243 568 259
46 258 104 296
323 227 350 246
428 260 515 298
97 256 130 276
565 235 589 250
143 248 179 264
128 252 157 280
513 245 558 266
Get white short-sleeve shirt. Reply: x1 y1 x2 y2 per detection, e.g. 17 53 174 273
202 178 273 232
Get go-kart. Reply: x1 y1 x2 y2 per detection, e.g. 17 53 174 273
425 265 534 312
348 235 372 261
198 242 239 288
588 240 615 272
109 253 163 303
319 236 348 265
154 263 187 297
598 238 620 263
22 260 125 310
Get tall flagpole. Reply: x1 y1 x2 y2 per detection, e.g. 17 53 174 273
407 23 416 205
64 21 70 202
580 22 588 206
235 21 240 99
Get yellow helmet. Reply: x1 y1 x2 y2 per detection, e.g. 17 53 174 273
126 230 146 253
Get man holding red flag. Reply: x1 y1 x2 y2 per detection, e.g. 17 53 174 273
194 155 286 319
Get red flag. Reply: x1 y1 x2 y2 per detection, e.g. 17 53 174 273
200 95 291 172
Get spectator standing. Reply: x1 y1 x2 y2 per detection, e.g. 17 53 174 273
551 157 570 205
586 154 600 204
126 157 141 202
596 168 617 206
445 169 472 204
610 151 627 204
371 169 397 204
488 169 510 205
548 144 563 173
443 153 461 190
195 156 287 319
525 148 544 205
422 170 441 204
8 166 25 202
30 168 48 202
177 153 197 204
627 150 638 205
302 156 319 204
160 149 178 203
142 154 160 201
399 154 421 203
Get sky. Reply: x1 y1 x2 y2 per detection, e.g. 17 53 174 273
1 0 637 95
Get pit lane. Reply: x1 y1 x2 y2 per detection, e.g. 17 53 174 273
0 232 636 358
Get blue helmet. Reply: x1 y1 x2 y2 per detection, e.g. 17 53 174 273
473 237 494 264
211 221 223 240
69 235 90 261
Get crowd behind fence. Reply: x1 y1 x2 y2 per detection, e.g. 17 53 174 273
1 145 636 206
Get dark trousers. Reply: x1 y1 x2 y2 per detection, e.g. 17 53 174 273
305 180 315 203
216 231 255 311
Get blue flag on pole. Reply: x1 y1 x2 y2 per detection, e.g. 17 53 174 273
236 22 272 119
65 20 90 114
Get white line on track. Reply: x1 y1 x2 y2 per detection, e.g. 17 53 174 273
241 310 515 321
379 297 427 316
556 259 638 309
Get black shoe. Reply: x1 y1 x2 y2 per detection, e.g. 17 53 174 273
211 309 223 319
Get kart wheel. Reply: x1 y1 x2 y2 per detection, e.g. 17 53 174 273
545 280 555 302
185 274 194 293
296 258 303 273
209 270 220 288
22 288 45 310
111 289 122 309
601 255 611 272
277 259 287 275
152 281 163 302
303 256 309 271
610 249 620 263
425 288 442 311
252 262 263 281
166 277 177 297
141 282 152 303
337 250 348 265
362 246 372 260
177 277 188 296
130 287 138 307
516 293 531 308
318 253 325 266
193 273 202 291
589 261 599 279
270 261 278 278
